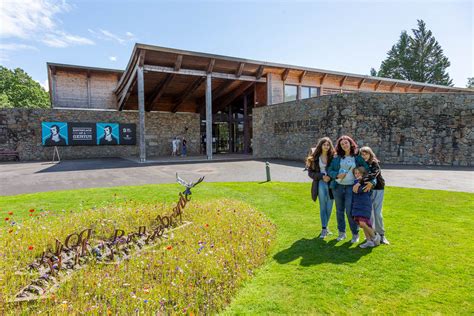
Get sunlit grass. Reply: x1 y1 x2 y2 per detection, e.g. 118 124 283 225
1 182 473 314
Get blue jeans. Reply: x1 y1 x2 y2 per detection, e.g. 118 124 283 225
318 180 334 228
334 184 359 235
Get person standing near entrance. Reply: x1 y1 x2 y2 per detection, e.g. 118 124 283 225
305 137 335 239
172 137 178 156
182 137 187 157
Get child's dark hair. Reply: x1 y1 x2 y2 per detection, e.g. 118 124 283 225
335 135 358 157
353 166 367 177
305 137 335 169
360 146 379 163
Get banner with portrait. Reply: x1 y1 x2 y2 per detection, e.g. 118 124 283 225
41 122 136 146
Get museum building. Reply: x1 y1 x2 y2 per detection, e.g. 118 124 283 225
45 43 470 162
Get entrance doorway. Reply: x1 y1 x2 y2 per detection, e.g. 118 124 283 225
200 90 253 154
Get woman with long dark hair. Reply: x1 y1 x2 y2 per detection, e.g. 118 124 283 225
306 137 336 238
328 135 371 243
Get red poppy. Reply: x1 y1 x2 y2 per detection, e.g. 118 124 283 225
166 245 172 250
28 246 34 250
205 224 209 228
8 211 13 215
29 209 35 213
5 217 9 221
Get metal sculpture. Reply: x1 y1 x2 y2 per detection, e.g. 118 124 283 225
176 173 204 197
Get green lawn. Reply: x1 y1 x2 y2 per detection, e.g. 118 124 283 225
1 183 473 314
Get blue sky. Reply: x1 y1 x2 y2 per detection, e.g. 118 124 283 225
0 0 472 89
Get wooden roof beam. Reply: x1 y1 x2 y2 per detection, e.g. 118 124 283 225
281 68 290 81
339 76 348 87
207 59 215 74
358 78 365 89
171 76 206 113
256 65 264 80
419 86 426 92
236 62 245 78
405 84 412 92
374 80 382 91
118 66 137 111
215 81 255 112
174 55 183 71
143 65 266 82
299 70 307 83
390 82 397 92
145 73 176 111
196 80 234 113
320 73 328 85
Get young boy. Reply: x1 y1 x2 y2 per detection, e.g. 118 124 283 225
352 167 381 248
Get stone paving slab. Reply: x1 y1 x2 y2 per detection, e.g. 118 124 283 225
0 158 472 196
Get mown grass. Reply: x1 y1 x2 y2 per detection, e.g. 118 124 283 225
1 182 473 314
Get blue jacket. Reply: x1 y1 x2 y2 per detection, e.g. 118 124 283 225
328 155 371 189
351 180 372 218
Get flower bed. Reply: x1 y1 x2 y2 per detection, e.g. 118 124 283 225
1 199 276 314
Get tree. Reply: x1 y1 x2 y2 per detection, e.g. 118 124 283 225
0 66 50 108
467 78 474 89
371 20 453 86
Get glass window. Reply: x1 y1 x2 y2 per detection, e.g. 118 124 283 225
310 87 320 97
284 85 297 102
300 86 310 99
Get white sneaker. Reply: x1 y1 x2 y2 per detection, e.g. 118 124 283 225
359 240 375 248
319 229 328 239
336 232 346 241
373 234 381 246
381 235 390 245
351 234 360 243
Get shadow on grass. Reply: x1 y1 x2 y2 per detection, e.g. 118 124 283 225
273 238 372 266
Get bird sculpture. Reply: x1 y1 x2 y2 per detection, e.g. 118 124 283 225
176 173 205 197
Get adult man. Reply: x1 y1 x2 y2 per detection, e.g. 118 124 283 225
44 124 67 146
98 125 118 145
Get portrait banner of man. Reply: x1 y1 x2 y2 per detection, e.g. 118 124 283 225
42 122 68 146
96 123 119 145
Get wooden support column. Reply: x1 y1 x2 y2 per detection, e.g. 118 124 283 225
297 85 302 100
205 74 213 160
228 104 234 152
137 66 146 162
51 67 57 106
266 73 273 105
243 94 249 153
86 71 91 108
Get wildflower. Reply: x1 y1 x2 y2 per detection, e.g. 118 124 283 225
8 229 13 233
5 217 9 221
8 211 13 215
144 299 148 303
28 246 34 250
29 209 35 213
205 223 209 228
166 245 173 250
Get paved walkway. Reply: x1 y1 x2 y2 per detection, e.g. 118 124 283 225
0 157 472 196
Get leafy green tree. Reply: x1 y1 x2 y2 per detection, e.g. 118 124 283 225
467 78 474 89
0 66 50 108
372 20 453 86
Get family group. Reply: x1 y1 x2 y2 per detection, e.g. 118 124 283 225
306 135 388 248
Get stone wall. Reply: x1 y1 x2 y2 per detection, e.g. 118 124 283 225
253 93 473 166
0 108 200 161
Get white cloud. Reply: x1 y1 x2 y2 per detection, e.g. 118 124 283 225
0 43 38 51
89 29 136 45
109 56 117 62
0 0 94 48
42 31 94 48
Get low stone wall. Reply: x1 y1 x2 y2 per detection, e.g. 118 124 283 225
253 93 473 166
0 108 200 161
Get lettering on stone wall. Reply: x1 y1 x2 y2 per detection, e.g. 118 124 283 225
274 119 318 134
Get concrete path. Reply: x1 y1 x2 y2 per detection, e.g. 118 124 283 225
0 158 472 196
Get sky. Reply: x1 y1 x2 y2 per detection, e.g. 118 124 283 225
0 0 472 90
